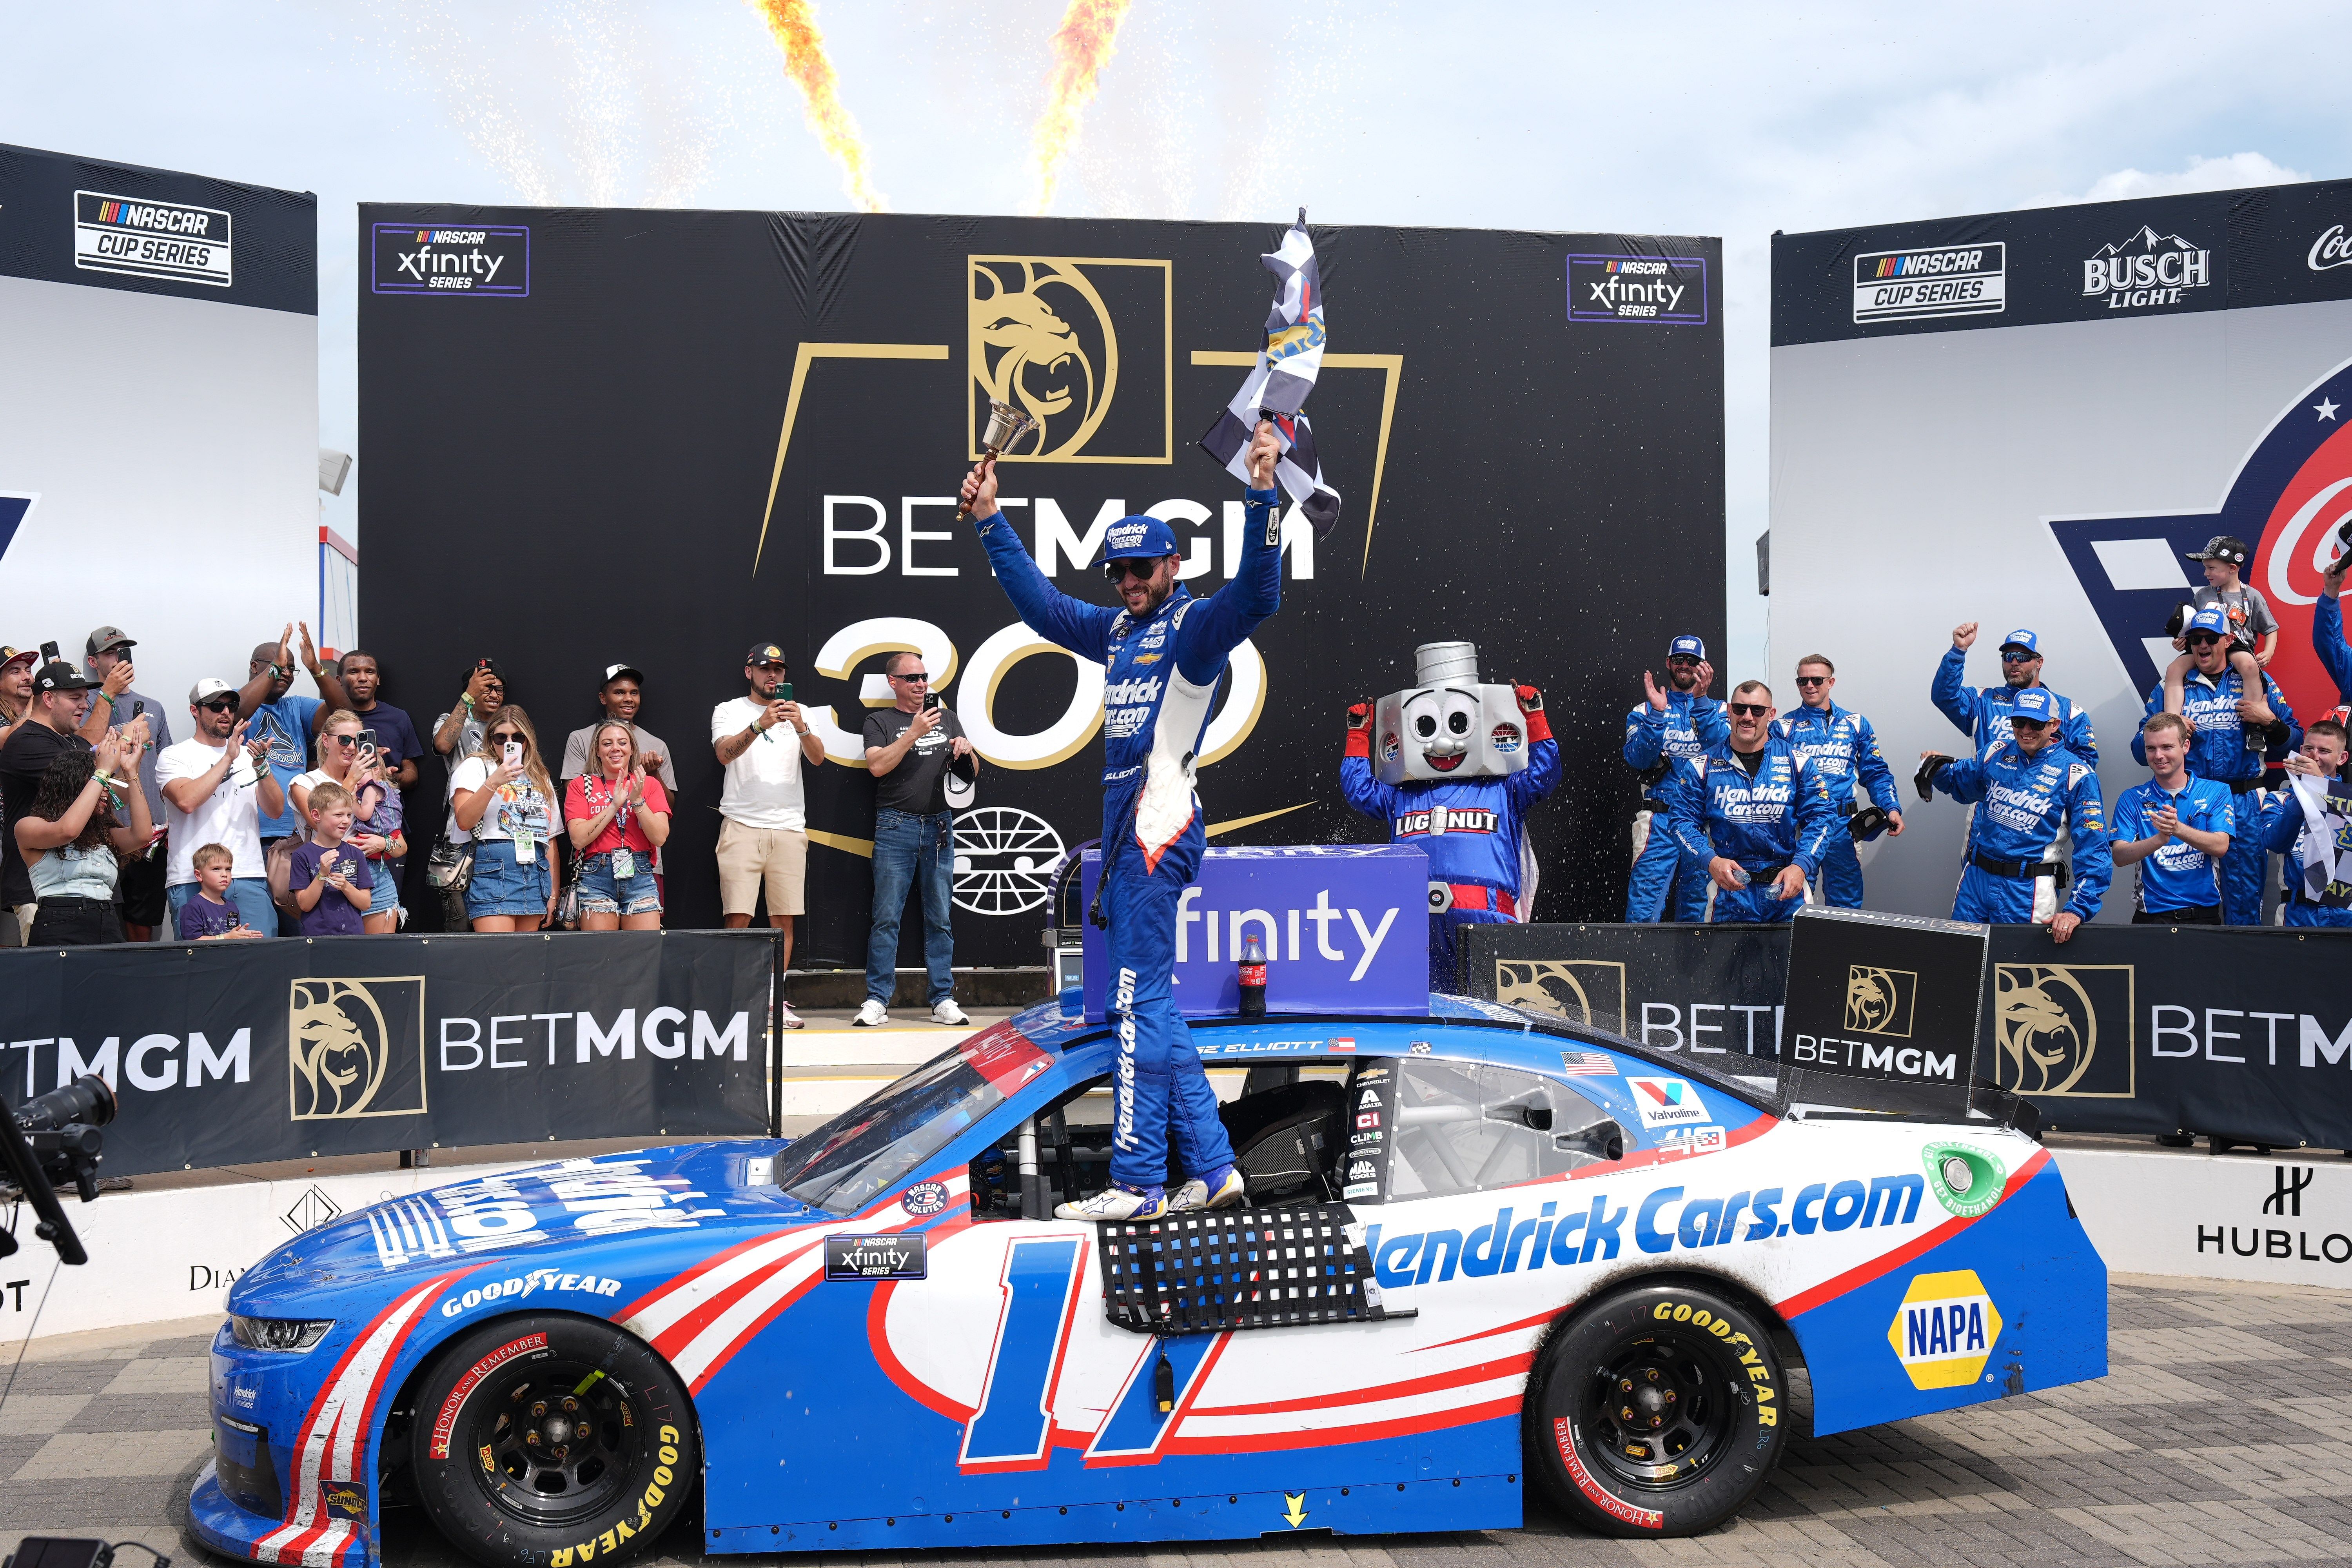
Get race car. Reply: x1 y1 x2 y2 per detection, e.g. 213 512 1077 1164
192 995 2105 1566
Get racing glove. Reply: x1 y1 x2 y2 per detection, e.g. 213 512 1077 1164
1514 684 1552 744
1344 701 1372 759
1913 754 1955 802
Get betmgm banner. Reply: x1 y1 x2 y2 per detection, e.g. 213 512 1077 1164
1772 180 2352 921
357 211 1726 962
0 931 774 1178
0 144 316 717
1463 921 2352 1151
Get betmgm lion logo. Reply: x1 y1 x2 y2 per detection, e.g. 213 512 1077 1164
969 256 1171 463
1843 965 1916 1038
1494 959 1627 1031
289 977 428 1120
1992 964 2134 1098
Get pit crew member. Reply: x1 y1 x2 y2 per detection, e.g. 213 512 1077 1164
2110 711 2233 924
1772 652 1901 907
1932 623 2097 764
1918 686 2111 940
1668 680 1836 924
2257 718 2351 928
1623 635 1724 922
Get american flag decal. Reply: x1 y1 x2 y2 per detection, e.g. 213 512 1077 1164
1559 1050 1617 1077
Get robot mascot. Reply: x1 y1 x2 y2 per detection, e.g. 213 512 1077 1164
1341 642 1559 991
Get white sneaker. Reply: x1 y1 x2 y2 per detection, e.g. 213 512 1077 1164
931 998 969 1026
853 999 889 1027
780 1001 805 1031
1053 1184 1168 1221
1168 1166 1247 1212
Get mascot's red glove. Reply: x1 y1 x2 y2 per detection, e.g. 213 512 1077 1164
1514 684 1552 744
1344 701 1372 759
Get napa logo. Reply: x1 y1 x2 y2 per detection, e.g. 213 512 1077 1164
1887 1269 2002 1390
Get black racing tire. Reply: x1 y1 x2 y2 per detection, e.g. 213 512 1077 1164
408 1312 699 1568
1523 1281 1787 1538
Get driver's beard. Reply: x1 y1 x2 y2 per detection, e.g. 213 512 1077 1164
1670 672 1698 691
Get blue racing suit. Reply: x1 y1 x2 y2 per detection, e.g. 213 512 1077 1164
1931 649 2098 764
1666 735 1837 924
1772 701 1899 909
2318 592 2352 705
2257 776 2352 928
1930 741 2112 925
973 489 1284 1189
1341 716 1560 991
2131 670 2298 926
1623 690 1727 921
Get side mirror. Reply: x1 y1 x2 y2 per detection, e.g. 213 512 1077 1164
1555 1118 1625 1163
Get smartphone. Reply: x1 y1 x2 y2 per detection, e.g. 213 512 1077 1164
922 692 941 711
360 727 379 753
779 682 793 702
39 641 58 662
503 740 523 767
123 699 143 722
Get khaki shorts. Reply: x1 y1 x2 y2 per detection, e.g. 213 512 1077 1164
717 820 807 917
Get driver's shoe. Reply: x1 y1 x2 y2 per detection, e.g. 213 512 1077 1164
1054 1182 1167 1221
1169 1165 1246 1212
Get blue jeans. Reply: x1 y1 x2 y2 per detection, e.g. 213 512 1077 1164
866 809 954 1005
169 877 274 935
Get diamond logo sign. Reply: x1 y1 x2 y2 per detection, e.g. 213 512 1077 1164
1887 1269 2002 1390
282 1185 343 1234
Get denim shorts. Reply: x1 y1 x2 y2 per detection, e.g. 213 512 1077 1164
364 857 402 923
577 849 661 917
465 838 551 918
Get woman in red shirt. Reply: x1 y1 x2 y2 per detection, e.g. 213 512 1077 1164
564 720 671 930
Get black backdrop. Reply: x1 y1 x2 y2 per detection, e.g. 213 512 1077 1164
359 211 1725 965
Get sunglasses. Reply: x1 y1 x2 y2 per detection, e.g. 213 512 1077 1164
327 733 361 748
489 732 525 746
1793 675 1829 687
2011 719 2052 733
891 671 929 683
197 698 238 714
1103 559 1157 583
1664 655 1700 667
2186 633 2224 648
2000 650 2038 663
1729 702 1770 717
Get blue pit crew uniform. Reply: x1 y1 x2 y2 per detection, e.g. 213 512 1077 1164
1340 694 1561 989
1773 700 1899 908
1624 688 1727 921
2112 775 2235 920
972 493 1285 1192
1929 739 2112 926
2256 774 2352 928
2318 591 2352 706
1931 646 2098 765
2131 666 2297 926
1667 734 1837 924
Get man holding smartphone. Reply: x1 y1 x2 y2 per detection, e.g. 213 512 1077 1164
85 627 171 939
711 643 824 1017
158 677 281 935
856 653 976 1027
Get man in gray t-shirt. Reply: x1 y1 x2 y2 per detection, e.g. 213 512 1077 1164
855 653 977 1027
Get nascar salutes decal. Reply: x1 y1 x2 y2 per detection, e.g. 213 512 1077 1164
2048 357 2352 721
1887 1270 2002 1390
1624 1077 1708 1129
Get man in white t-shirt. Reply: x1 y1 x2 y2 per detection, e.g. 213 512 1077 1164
711 643 825 1018
157 677 283 933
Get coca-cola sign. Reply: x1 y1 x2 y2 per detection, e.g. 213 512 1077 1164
2309 224 2352 272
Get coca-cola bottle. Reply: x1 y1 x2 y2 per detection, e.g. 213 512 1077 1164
1238 932 1268 1018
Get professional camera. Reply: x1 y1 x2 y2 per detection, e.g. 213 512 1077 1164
0 1074 114 1266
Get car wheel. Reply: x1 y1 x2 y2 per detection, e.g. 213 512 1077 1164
409 1313 699 1568
1523 1281 1786 1537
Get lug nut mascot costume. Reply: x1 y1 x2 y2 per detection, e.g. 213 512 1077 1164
960 425 1287 1222
1340 642 1558 989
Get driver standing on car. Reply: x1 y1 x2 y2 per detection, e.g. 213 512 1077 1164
960 421 1288 1222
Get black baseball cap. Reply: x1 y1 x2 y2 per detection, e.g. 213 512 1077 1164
602 662 644 687
744 643 788 668
464 657 506 683
34 660 92 694
2185 535 2250 564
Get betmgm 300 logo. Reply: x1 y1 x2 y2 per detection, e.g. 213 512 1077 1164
289 977 429 1120
1992 964 2135 1098
969 256 1172 464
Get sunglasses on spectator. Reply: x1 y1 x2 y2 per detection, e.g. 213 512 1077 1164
2000 650 2038 663
1103 559 1158 583
2186 633 2224 648
197 698 237 714
1793 675 1829 687
490 731 525 746
327 733 361 748
890 670 929 683
1728 702 1770 717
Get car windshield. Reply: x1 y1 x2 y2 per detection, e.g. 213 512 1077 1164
771 1024 1049 1215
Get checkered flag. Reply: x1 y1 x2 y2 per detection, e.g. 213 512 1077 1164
1200 211 1343 539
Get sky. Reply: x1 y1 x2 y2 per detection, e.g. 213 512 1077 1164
5 0 2348 682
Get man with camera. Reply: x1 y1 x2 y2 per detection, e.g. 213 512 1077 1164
157 677 282 935
84 627 172 939
1918 687 2111 940
1772 654 1902 908
857 652 975 1028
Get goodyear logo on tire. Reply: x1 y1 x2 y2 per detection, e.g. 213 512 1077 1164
1886 1269 2001 1390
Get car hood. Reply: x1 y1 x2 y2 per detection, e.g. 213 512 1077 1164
229 1140 818 1309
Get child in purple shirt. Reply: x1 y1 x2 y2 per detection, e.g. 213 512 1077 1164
289 781 374 936
176 843 260 940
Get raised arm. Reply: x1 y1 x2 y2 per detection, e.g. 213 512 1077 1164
1931 637 1981 741
1505 688 1561 810
2316 573 2352 702
961 461 1117 661
1339 704 1399 821
1175 490 1283 681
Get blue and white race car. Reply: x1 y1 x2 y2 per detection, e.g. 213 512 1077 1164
192 996 2104 1566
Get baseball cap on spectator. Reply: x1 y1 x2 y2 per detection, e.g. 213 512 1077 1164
1097 515 1181 562
1667 635 1706 660
2009 688 2059 726
85 626 134 657
603 662 644 686
2185 535 2250 564
744 643 787 668
189 677 237 704
33 660 91 694
2000 629 2041 655
0 647 34 675
2185 607 2232 639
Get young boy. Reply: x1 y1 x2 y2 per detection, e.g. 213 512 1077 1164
290 780 374 936
2163 535 2278 740
176 842 262 940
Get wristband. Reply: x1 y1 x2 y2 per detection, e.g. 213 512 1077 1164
461 693 475 710
92 769 114 783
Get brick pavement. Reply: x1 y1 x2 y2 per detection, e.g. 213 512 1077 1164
4 1274 2348 1567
